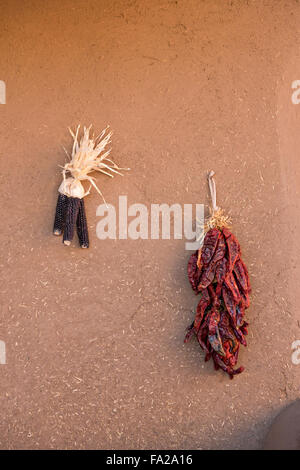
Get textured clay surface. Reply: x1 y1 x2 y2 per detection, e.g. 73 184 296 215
0 0 299 449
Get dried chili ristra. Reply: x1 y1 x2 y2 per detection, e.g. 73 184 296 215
185 171 251 379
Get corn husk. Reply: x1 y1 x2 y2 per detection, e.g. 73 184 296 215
60 125 129 203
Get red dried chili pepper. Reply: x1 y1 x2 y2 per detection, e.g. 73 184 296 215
215 257 227 284
194 288 210 331
224 272 241 304
222 227 239 264
200 228 220 266
233 258 248 293
222 284 237 324
187 251 201 293
198 232 226 289
185 171 251 379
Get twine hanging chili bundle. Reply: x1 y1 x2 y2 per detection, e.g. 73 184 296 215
185 171 251 378
53 125 128 248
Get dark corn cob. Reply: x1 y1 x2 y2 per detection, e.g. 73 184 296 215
53 193 68 236
63 197 81 245
76 199 89 248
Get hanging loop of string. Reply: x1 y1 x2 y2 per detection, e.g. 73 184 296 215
208 170 219 213
205 171 231 231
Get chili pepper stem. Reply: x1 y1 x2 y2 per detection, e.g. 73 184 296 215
205 207 231 232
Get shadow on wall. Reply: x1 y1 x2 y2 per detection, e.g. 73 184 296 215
262 401 300 450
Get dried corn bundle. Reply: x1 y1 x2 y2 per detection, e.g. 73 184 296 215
53 125 128 247
185 171 251 378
